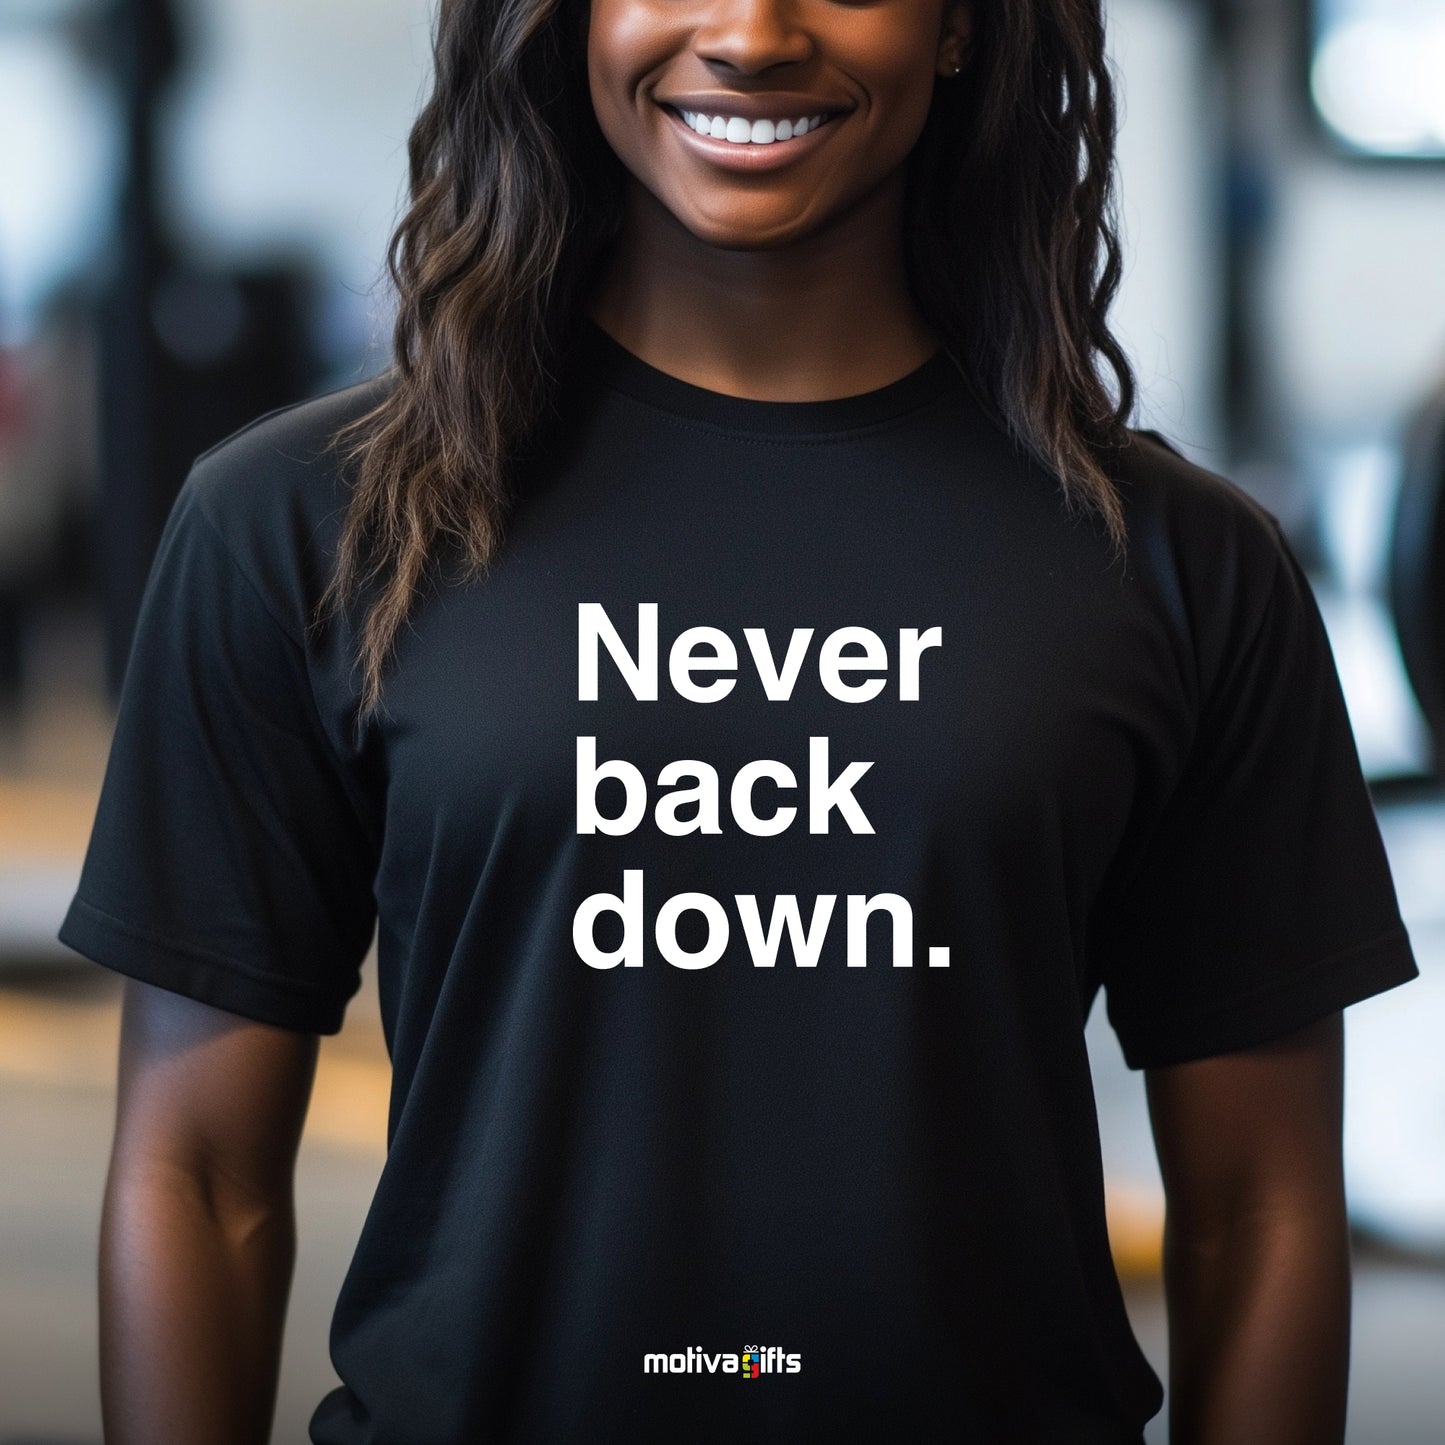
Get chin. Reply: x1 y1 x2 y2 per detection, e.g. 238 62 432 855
667 202 825 252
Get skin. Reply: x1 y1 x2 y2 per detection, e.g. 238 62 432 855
102 982 316 1444
586 0 974 398
1147 1012 1351 1444
101 1 1353 1440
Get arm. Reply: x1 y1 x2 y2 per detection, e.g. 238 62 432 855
1144 1010 1350 1445
101 977 320 1445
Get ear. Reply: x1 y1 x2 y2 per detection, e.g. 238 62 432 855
935 2 975 78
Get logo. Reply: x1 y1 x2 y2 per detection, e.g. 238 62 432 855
642 1345 802 1376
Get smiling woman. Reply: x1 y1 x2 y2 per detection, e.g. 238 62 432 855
58 0 1419 1442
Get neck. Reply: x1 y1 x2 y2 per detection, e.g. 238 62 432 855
585 170 938 402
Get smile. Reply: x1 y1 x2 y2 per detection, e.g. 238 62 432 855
678 110 833 145
657 103 847 171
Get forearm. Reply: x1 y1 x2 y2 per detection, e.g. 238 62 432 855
1163 1205 1351 1445
99 1156 297 1445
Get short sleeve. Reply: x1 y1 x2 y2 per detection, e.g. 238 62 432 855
58 466 379 1034
1091 517 1418 1070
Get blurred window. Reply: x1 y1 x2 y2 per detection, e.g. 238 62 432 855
0 8 117 343
1311 0 1445 159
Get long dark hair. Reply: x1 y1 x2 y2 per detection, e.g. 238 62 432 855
319 0 1138 718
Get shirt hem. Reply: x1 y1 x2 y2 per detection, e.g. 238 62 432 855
57 893 348 1035
1113 922 1419 1070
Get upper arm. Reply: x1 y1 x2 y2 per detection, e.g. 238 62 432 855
1144 1011 1345 1235
111 978 319 1204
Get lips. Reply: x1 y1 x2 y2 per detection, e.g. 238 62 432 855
653 97 843 170
655 101 846 171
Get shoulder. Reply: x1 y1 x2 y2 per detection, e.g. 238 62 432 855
186 372 393 539
1108 425 1302 697
1112 426 1285 567
176 372 395 630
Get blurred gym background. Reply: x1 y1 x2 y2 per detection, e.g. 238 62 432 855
2 0 1443 1439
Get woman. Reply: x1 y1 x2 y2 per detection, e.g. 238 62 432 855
61 0 1417 1440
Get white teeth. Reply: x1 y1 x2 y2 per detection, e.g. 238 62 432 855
681 110 831 143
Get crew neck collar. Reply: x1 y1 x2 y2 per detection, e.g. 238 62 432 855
571 314 962 437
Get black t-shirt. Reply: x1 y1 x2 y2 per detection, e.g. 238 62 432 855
61 318 1418 1443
